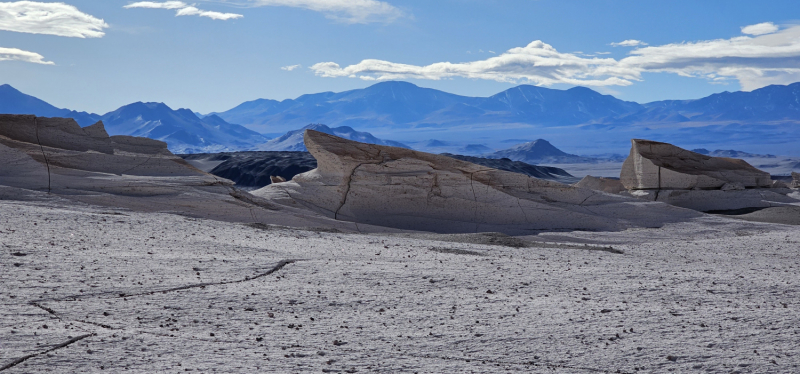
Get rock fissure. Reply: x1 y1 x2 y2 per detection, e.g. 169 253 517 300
36 259 298 302
0 333 95 371
334 162 367 220
33 117 51 193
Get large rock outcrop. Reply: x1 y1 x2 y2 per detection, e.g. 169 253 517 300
620 139 771 190
0 115 216 193
793 172 800 188
618 139 800 212
253 130 700 234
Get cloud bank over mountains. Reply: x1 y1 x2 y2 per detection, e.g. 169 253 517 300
311 22 800 91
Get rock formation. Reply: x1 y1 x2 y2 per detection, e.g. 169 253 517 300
619 139 799 211
621 139 771 190
793 172 800 188
573 176 625 194
0 115 217 193
254 130 700 234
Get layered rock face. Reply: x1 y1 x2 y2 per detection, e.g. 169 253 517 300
619 139 799 211
621 139 771 190
793 172 800 188
0 115 217 193
254 130 699 234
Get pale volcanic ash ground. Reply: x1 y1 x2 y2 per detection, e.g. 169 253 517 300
2 194 800 373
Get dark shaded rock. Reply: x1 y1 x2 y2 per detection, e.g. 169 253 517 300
440 153 578 184
181 151 317 188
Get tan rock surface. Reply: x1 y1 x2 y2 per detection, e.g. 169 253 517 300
0 115 379 231
620 139 771 190
254 130 700 234
572 175 625 194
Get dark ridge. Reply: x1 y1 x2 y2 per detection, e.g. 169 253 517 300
441 153 578 183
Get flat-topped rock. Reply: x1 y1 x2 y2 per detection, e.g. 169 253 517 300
253 130 700 234
620 139 771 190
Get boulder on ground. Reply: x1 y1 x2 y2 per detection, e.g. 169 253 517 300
572 176 625 194
620 139 772 190
253 130 700 234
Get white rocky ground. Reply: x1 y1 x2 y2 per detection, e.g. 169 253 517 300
2 191 800 373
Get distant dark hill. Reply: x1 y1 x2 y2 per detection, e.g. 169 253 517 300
101 102 267 154
213 81 643 133
691 149 776 158
257 123 409 151
182 151 578 189
441 154 578 184
182 151 316 188
489 139 597 164
0 84 100 126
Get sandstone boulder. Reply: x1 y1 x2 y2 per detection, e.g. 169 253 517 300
253 130 700 234
572 176 625 194
620 139 771 190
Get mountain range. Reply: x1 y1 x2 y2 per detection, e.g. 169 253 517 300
3 81 800 156
257 124 409 152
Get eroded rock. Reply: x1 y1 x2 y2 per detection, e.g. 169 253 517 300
253 130 700 234
793 172 800 188
572 176 625 194
620 139 771 190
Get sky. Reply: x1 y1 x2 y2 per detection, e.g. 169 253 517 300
1 0 799 114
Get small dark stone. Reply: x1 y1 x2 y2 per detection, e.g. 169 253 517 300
209 333 215 337
11 252 27 256
255 337 263 342
600 309 612 313
486 290 494 294
666 355 678 362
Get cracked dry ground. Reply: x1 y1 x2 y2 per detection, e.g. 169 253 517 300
2 199 800 373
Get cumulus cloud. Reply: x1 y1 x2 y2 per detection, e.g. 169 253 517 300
311 23 800 91
619 24 800 90
0 46 54 65
242 0 404 23
741 22 779 36
125 1 243 20
0 1 108 38
610 39 647 47
281 64 300 71
311 41 634 87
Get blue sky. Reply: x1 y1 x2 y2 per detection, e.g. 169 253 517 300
1 0 799 114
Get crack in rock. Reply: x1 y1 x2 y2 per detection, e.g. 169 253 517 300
37 259 299 302
0 333 94 371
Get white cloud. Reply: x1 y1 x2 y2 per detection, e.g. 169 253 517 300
0 1 108 38
741 22 779 36
610 39 647 47
311 23 800 91
281 64 301 71
0 46 54 65
176 6 243 20
619 25 800 90
125 1 243 20
311 41 633 87
124 1 188 9
242 0 404 24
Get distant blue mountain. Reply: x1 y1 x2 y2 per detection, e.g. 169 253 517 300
257 124 409 151
0 84 100 126
101 102 267 154
640 82 800 122
213 81 644 134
